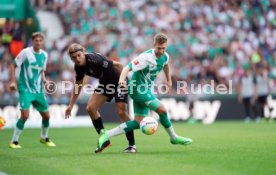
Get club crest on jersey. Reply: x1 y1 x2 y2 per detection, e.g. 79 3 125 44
103 61 109 68
134 59 139 65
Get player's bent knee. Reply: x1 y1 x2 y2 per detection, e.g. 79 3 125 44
21 112 29 122
156 105 167 115
20 116 29 122
21 116 29 122
135 116 144 123
41 112 50 120
42 115 50 121
86 105 97 113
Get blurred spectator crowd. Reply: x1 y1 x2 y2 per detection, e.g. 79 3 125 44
0 0 275 104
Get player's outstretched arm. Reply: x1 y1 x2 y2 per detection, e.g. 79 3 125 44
236 78 242 103
119 66 131 87
163 64 172 88
65 78 84 119
10 49 27 91
9 62 17 91
41 71 50 85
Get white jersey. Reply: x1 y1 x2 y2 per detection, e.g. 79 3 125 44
14 47 48 93
240 74 254 98
128 49 169 91
256 73 269 96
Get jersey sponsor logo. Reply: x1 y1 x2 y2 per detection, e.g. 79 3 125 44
117 88 127 99
134 59 139 65
103 61 109 68
28 57 36 63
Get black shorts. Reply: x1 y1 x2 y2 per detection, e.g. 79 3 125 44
94 82 128 103
258 95 268 104
242 97 251 104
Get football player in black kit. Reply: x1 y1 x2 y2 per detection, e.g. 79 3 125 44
65 43 136 153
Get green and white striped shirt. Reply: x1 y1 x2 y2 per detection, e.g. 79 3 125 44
128 49 169 91
14 47 48 93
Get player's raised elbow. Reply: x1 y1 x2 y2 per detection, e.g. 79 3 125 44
123 65 131 73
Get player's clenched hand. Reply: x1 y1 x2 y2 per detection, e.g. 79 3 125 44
166 80 172 89
119 80 127 89
9 82 17 91
43 79 50 87
65 105 73 119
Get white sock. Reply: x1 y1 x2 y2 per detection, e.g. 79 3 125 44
11 127 23 142
108 123 127 138
41 126 49 139
165 126 178 140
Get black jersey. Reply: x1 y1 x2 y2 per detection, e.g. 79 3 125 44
74 52 118 82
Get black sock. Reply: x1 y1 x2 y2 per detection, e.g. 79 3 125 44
125 131 135 146
92 118 104 134
260 107 264 118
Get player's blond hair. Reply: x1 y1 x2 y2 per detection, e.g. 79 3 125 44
154 33 168 44
32 32 44 40
67 43 85 55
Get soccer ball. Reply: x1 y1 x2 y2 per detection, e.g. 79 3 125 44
140 117 158 135
0 116 6 129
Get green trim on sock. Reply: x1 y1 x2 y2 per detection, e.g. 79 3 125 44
159 112 172 128
42 119 49 128
124 120 140 132
16 118 25 130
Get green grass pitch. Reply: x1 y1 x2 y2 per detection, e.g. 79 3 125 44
0 122 275 175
